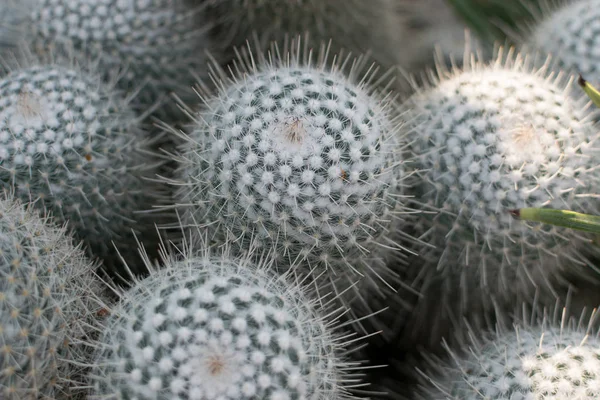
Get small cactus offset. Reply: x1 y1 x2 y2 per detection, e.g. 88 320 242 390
0 193 109 399
398 48 600 336
0 61 161 273
521 0 600 79
89 245 364 399
417 309 600 399
164 39 411 312
3 0 212 116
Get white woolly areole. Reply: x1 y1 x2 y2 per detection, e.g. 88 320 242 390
421 324 600 399
527 0 600 78
0 194 107 399
90 256 351 399
173 62 406 300
0 64 158 271
404 52 600 299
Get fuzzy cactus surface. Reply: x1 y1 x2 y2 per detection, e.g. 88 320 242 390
89 246 363 399
524 0 600 79
0 193 109 400
164 41 411 315
396 48 600 345
418 310 600 399
0 62 161 274
3 0 211 116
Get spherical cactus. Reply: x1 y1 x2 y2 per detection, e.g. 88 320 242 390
398 48 600 337
417 310 600 399
0 193 109 399
89 246 365 399
204 0 397 68
164 40 411 313
3 0 212 117
0 61 161 274
522 0 600 79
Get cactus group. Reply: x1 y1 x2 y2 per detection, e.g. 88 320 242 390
3 0 211 115
89 248 360 399
0 193 108 399
0 61 160 273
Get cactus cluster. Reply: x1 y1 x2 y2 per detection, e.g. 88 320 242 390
0 62 160 273
3 0 211 115
89 247 359 399
0 193 108 399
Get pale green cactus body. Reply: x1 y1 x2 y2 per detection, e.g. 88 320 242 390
0 194 108 400
0 63 160 273
89 249 363 399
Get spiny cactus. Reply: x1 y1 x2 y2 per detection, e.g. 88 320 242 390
88 242 366 399
397 48 600 343
417 307 600 399
3 0 211 117
0 61 162 274
204 0 398 68
162 39 412 317
0 193 109 400
521 0 600 79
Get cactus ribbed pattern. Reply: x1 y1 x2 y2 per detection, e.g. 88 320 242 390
89 252 359 399
0 63 159 273
0 194 107 400
166 45 408 309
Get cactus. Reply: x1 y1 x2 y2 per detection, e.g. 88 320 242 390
0 192 109 399
89 244 365 399
396 48 600 341
163 39 411 316
3 0 211 118
0 61 161 274
522 0 600 79
204 0 399 68
417 308 600 399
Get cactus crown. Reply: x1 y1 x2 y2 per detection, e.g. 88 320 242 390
0 192 108 399
89 238 366 399
0 60 160 273
162 39 411 314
